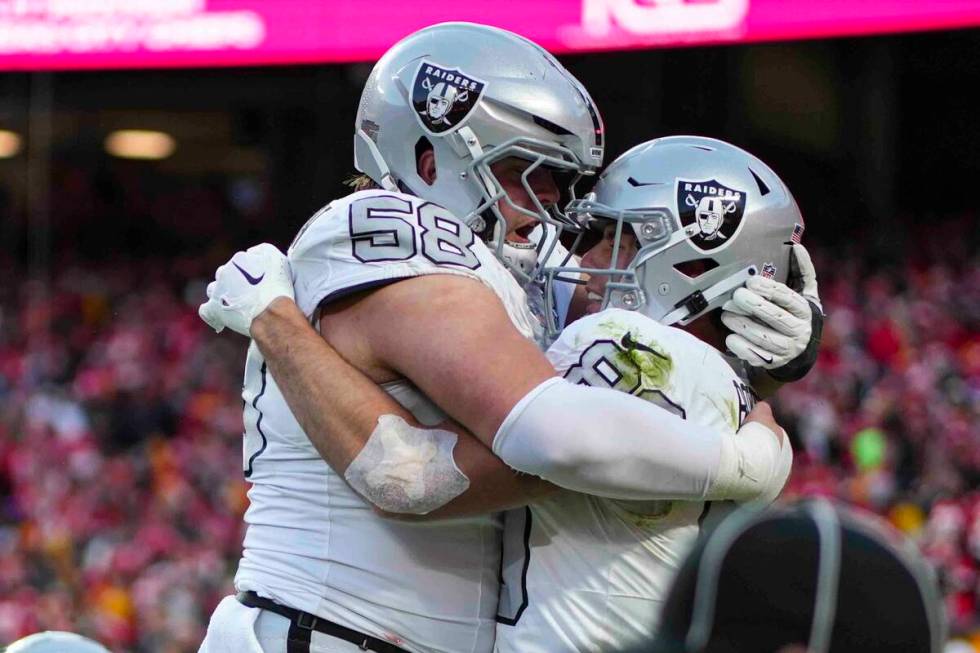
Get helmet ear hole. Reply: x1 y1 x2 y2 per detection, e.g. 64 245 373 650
415 137 435 184
674 258 719 279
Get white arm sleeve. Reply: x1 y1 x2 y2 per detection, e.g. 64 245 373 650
492 377 788 502
492 377 720 500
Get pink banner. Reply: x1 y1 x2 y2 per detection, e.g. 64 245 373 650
0 0 978 71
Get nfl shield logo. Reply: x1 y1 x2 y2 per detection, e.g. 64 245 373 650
412 60 487 135
676 179 747 252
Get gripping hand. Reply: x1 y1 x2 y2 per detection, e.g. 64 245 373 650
198 243 294 337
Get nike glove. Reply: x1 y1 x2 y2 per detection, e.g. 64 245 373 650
720 244 824 383
198 243 294 337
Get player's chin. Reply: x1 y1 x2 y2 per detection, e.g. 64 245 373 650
583 290 604 315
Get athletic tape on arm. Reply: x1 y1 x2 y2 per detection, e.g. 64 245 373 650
344 415 470 514
707 422 791 503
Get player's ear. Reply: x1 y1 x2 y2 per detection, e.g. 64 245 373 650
417 146 437 185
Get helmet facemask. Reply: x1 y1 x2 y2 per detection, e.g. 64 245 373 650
541 195 677 342
462 136 592 284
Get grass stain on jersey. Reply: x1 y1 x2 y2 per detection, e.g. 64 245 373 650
615 331 673 390
591 315 675 400
701 392 740 432
613 499 674 529
725 398 739 431
595 316 630 339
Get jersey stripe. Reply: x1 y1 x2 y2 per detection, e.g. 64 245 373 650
244 362 269 478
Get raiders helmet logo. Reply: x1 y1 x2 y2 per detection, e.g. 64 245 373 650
676 178 747 252
412 60 487 135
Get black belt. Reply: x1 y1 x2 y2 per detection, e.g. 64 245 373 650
236 591 410 653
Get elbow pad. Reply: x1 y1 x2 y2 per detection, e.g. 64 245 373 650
344 415 470 514
492 377 724 501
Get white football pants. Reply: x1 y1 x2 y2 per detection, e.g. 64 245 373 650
198 595 386 653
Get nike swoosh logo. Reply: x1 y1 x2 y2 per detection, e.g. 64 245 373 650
621 332 669 360
748 348 773 364
233 262 265 285
627 176 667 188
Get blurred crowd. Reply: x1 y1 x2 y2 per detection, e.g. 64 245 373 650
0 259 247 651
780 217 980 647
0 217 977 651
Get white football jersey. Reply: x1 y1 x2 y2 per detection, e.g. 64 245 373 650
495 308 756 653
235 190 539 653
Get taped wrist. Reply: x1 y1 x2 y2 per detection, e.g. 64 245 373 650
768 300 824 382
707 422 789 502
760 433 794 504
492 377 724 501
344 415 470 514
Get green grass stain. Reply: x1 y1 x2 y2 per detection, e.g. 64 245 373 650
594 319 674 390
703 392 740 432
612 499 674 529
616 346 671 389
725 398 739 432
595 317 628 338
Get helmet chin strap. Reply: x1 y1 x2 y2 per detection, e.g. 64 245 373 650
484 219 537 278
502 240 538 277
660 265 758 326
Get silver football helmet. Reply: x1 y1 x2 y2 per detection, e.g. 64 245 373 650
354 22 604 282
6 631 111 653
544 136 803 334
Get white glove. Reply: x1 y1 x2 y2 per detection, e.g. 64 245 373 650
198 243 294 336
786 242 822 314
721 244 823 379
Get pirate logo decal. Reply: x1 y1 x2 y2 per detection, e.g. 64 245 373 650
412 60 487 135
676 179 747 251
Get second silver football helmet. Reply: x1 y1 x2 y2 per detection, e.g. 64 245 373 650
354 22 604 282
6 631 111 653
545 136 804 332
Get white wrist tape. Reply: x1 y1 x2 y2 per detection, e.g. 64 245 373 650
761 434 794 504
706 422 791 503
492 377 724 501
344 415 470 515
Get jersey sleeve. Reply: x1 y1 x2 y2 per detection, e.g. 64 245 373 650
287 190 492 319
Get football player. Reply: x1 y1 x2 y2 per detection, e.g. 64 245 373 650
198 24 804 653
275 136 810 652
493 136 815 651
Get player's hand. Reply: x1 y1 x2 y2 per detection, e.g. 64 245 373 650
720 244 824 382
741 401 785 447
198 243 294 337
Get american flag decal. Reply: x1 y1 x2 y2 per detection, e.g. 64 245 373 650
791 223 805 243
